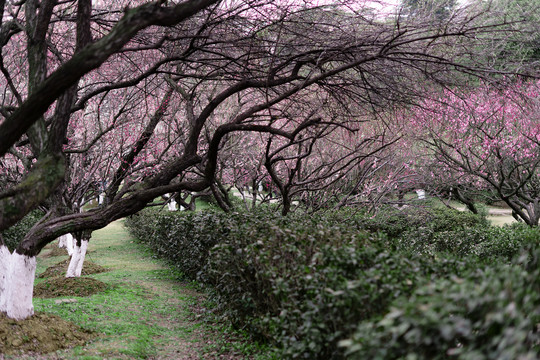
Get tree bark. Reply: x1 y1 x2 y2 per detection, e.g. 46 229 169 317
66 240 88 277
58 233 75 256
453 188 478 214
0 245 10 313
0 246 37 320
66 231 91 277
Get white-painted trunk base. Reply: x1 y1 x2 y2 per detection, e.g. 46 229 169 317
168 199 177 211
66 240 88 277
66 234 75 256
58 233 75 256
0 248 37 320
58 235 65 248
0 245 11 313
66 249 80 278
75 240 88 276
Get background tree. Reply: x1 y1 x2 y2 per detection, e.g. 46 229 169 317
399 0 457 21
487 0 540 70
407 80 540 225
0 0 535 319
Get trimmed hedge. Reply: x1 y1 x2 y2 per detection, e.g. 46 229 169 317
125 207 305 280
199 216 484 359
396 223 535 261
201 221 403 358
125 208 234 280
341 246 540 360
343 206 489 238
125 206 539 359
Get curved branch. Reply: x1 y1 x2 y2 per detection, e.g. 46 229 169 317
0 0 220 156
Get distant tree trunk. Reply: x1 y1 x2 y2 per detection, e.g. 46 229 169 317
510 198 540 227
211 183 231 212
397 190 406 208
452 188 478 214
251 179 258 209
66 230 91 278
176 193 195 211
500 194 539 227
282 189 292 216
525 201 540 227
167 195 177 211
512 210 523 223
58 233 75 256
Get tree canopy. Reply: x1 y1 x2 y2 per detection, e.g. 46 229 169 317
0 0 537 255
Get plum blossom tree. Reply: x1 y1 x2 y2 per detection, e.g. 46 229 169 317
262 103 401 214
0 0 534 319
0 0 221 319
399 0 457 21
408 80 540 225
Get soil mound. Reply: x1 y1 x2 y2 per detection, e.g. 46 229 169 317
46 246 69 257
0 312 95 355
34 277 108 298
38 259 108 278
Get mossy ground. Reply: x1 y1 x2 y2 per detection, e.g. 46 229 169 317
1 220 271 359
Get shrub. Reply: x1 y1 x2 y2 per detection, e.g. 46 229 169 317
398 222 540 262
341 246 540 360
200 217 476 359
341 206 489 238
1 209 45 252
125 206 537 359
265 249 435 359
125 206 296 280
126 208 232 279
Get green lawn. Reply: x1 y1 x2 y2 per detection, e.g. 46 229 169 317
28 221 266 360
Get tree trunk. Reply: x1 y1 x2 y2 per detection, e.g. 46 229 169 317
66 240 88 277
453 188 478 214
282 191 291 216
58 233 75 256
525 201 540 227
66 231 91 278
165 194 177 211
167 200 177 211
211 183 230 212
0 245 10 313
504 197 537 227
0 245 37 320
251 179 258 209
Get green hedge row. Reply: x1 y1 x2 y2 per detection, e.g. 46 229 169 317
125 206 539 359
342 206 489 238
342 245 540 360
125 208 234 279
124 207 306 280
339 206 532 262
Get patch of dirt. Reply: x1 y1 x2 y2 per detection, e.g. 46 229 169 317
34 277 108 298
488 208 512 216
38 259 108 278
45 246 69 257
0 312 95 355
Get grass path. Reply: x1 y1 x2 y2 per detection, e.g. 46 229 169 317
30 220 259 360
